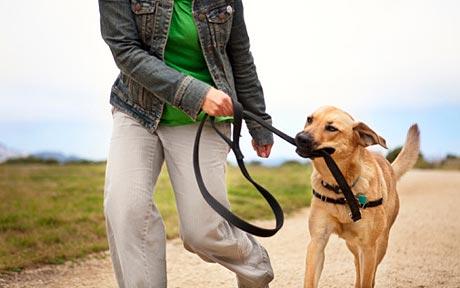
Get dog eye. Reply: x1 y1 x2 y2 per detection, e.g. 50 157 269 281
306 116 313 125
325 125 339 132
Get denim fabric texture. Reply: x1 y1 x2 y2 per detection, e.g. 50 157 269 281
99 0 273 145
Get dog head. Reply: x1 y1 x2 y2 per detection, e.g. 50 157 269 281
295 106 387 159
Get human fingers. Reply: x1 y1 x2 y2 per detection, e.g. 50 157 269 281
202 89 233 116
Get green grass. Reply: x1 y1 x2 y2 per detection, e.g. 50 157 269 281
0 162 311 272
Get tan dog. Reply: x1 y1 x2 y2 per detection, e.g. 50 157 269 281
294 106 420 288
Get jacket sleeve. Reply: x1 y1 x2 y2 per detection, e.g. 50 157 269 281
98 0 210 118
226 0 274 146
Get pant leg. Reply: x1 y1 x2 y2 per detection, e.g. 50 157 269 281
104 109 167 288
157 122 274 288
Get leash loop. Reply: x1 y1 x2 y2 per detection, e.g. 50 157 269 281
193 101 284 237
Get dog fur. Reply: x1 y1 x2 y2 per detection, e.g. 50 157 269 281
295 106 420 288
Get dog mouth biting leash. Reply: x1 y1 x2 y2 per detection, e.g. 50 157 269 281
193 100 363 237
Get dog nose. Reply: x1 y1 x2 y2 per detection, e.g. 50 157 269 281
295 132 314 150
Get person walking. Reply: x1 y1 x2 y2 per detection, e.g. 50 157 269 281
98 0 274 287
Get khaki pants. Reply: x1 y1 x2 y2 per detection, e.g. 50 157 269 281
104 109 273 288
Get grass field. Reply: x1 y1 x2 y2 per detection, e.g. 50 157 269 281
0 162 311 272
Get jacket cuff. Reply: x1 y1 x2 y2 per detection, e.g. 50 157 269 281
248 125 274 146
173 76 211 119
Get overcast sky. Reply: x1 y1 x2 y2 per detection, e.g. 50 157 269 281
0 0 459 161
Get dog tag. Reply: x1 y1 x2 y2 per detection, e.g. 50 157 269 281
357 194 368 205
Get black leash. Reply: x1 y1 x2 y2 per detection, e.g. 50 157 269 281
193 100 362 238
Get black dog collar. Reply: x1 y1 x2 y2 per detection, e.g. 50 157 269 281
312 189 383 209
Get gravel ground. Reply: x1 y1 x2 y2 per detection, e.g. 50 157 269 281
1 170 460 288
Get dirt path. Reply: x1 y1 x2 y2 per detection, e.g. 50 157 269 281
1 170 460 288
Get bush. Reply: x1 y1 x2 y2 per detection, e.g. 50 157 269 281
386 146 433 169
438 154 460 170
386 147 402 163
280 160 308 167
2 156 58 165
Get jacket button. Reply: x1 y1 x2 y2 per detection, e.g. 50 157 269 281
198 13 206 21
134 3 141 11
226 5 233 14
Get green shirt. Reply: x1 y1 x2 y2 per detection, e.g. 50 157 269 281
161 0 232 126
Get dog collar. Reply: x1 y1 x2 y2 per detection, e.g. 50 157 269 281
312 189 383 209
321 176 361 194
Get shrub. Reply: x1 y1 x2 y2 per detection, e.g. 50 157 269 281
2 156 58 165
386 146 433 169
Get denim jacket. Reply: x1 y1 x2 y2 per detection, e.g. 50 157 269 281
99 0 273 145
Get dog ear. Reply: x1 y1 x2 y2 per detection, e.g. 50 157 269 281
353 122 388 148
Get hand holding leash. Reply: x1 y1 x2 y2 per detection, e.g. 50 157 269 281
202 88 233 116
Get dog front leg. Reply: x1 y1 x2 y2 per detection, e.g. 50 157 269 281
359 245 378 288
346 242 361 288
304 213 334 288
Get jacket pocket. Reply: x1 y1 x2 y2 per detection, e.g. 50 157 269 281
131 0 157 46
120 72 147 109
206 4 234 48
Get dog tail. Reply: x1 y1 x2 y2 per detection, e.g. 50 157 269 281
391 124 421 180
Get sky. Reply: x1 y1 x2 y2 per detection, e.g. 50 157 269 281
0 0 459 162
